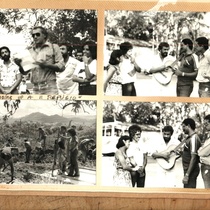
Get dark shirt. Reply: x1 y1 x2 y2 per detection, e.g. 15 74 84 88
177 54 198 86
182 133 201 171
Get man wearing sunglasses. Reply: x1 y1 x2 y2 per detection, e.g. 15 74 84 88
25 26 65 94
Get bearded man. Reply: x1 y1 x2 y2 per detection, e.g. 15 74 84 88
0 46 22 94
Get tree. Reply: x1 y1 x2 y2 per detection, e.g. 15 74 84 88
105 10 209 55
103 101 210 141
0 9 97 49
103 101 160 125
54 100 96 115
3 99 21 123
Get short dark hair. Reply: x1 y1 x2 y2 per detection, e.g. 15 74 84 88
0 46 10 57
128 124 142 139
162 125 174 135
182 38 193 50
68 128 76 136
195 37 209 51
61 125 67 130
32 26 48 39
83 40 97 60
59 42 73 56
120 42 133 55
158 42 169 51
116 135 130 149
109 49 122 65
182 118 196 130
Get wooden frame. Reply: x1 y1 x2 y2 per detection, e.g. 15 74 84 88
1 0 210 209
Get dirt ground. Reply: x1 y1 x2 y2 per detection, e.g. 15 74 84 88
0 152 96 184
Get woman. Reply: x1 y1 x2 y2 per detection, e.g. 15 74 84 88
73 40 97 95
119 42 141 96
67 128 80 177
113 135 139 187
104 49 123 96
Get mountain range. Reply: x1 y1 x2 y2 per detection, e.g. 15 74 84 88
11 112 96 126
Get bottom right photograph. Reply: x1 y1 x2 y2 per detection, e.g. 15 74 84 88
102 100 210 189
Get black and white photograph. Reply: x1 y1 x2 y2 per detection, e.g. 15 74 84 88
104 10 210 97
0 8 97 95
0 99 96 185
102 100 210 188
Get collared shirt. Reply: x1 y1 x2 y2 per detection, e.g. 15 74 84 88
120 56 136 84
196 49 210 83
155 135 180 154
177 53 198 86
28 41 65 84
182 133 201 170
146 52 176 74
56 56 79 95
126 140 146 167
69 136 79 151
74 60 97 85
0 61 21 87
145 52 176 96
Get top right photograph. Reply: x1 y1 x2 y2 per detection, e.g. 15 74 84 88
103 10 210 98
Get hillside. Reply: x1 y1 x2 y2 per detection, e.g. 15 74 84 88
9 112 96 126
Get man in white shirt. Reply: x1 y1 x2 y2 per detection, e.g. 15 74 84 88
194 36 210 97
56 44 80 95
0 46 22 94
152 125 180 188
145 42 176 96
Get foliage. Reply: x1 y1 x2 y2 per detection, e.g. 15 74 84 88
0 9 97 49
54 100 96 114
105 10 209 54
103 101 160 126
103 101 210 140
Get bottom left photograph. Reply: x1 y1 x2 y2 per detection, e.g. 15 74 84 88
0 99 96 185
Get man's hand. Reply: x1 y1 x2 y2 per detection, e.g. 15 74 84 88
182 174 189 184
162 152 170 161
174 69 183 76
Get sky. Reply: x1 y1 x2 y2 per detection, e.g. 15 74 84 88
0 100 96 119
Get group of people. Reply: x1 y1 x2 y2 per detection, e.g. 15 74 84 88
0 26 97 95
104 36 210 97
0 125 80 183
51 126 80 177
113 116 210 189
2 26 210 97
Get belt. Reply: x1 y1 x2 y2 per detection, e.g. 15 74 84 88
79 83 96 87
109 82 122 85
33 80 56 86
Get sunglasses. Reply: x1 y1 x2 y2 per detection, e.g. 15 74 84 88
32 33 41 38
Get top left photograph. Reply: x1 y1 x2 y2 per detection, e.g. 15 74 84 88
0 8 97 95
